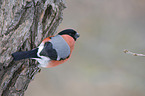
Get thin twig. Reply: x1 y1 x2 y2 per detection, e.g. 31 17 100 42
124 49 145 57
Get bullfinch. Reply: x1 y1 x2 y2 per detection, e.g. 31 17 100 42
12 29 80 68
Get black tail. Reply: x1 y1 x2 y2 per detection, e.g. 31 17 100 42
12 48 39 61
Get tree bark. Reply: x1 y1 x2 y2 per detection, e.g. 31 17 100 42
0 0 65 95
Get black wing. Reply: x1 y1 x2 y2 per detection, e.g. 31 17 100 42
39 42 57 60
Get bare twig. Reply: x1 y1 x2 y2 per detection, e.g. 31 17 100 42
124 49 145 57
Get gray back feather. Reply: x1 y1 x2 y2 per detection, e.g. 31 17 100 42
50 35 70 60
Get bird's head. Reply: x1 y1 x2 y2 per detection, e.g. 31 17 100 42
58 29 80 41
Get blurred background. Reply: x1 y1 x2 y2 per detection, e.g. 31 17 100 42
26 0 145 96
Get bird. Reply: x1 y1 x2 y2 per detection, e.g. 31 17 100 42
12 29 80 68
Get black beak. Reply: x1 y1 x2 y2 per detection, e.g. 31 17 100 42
75 33 80 39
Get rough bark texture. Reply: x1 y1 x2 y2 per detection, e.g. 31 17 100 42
0 0 65 95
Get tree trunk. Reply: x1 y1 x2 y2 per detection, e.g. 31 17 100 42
0 0 65 95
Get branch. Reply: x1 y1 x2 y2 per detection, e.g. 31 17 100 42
0 0 65 95
124 49 145 57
